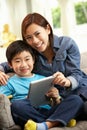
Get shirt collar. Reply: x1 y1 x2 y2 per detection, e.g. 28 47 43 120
53 35 60 54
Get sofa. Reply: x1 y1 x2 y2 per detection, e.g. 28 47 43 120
49 51 87 130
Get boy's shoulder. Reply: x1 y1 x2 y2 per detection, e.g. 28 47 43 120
8 74 17 82
7 72 15 77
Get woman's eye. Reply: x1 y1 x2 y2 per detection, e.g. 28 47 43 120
26 36 31 40
36 32 40 36
26 58 30 61
25 35 32 40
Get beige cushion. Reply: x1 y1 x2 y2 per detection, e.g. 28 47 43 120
0 94 15 129
80 52 87 74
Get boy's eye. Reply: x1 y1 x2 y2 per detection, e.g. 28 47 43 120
15 60 20 63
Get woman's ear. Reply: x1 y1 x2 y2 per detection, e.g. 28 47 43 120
46 24 51 34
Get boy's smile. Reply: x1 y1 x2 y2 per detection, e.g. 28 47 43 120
10 51 34 77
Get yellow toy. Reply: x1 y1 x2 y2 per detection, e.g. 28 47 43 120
0 24 16 47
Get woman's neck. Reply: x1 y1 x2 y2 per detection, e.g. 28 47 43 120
42 46 55 63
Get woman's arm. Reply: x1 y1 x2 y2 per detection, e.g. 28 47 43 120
58 36 82 90
0 71 9 85
0 62 13 85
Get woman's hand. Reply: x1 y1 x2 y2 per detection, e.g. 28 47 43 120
53 72 71 88
0 71 9 85
46 87 61 105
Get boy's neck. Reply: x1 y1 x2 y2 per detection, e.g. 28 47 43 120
16 73 35 78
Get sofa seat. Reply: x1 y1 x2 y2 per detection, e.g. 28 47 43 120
49 121 87 130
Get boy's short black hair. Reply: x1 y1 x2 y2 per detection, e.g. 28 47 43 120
6 40 35 64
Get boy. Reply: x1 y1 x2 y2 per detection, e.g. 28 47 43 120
0 40 77 130
0 40 45 130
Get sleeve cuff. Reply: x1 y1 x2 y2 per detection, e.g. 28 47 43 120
0 65 5 72
67 76 78 90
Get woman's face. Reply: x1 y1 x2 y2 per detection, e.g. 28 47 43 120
24 23 50 53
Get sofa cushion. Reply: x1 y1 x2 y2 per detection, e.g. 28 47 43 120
80 52 87 74
0 94 15 129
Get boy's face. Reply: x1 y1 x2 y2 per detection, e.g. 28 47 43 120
9 51 34 77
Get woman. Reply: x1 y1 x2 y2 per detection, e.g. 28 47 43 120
0 13 87 130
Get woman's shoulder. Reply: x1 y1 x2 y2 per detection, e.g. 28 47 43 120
53 34 79 51
54 34 76 45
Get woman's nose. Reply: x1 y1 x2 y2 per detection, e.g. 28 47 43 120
32 36 39 43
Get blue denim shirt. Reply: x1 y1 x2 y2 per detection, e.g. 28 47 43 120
1 35 87 98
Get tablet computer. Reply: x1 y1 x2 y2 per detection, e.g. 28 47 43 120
28 76 54 107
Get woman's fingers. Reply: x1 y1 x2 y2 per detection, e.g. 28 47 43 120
0 71 9 85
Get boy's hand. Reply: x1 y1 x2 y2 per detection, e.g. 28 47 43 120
46 87 61 105
46 87 59 99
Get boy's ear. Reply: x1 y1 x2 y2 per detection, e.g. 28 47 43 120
8 62 12 68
